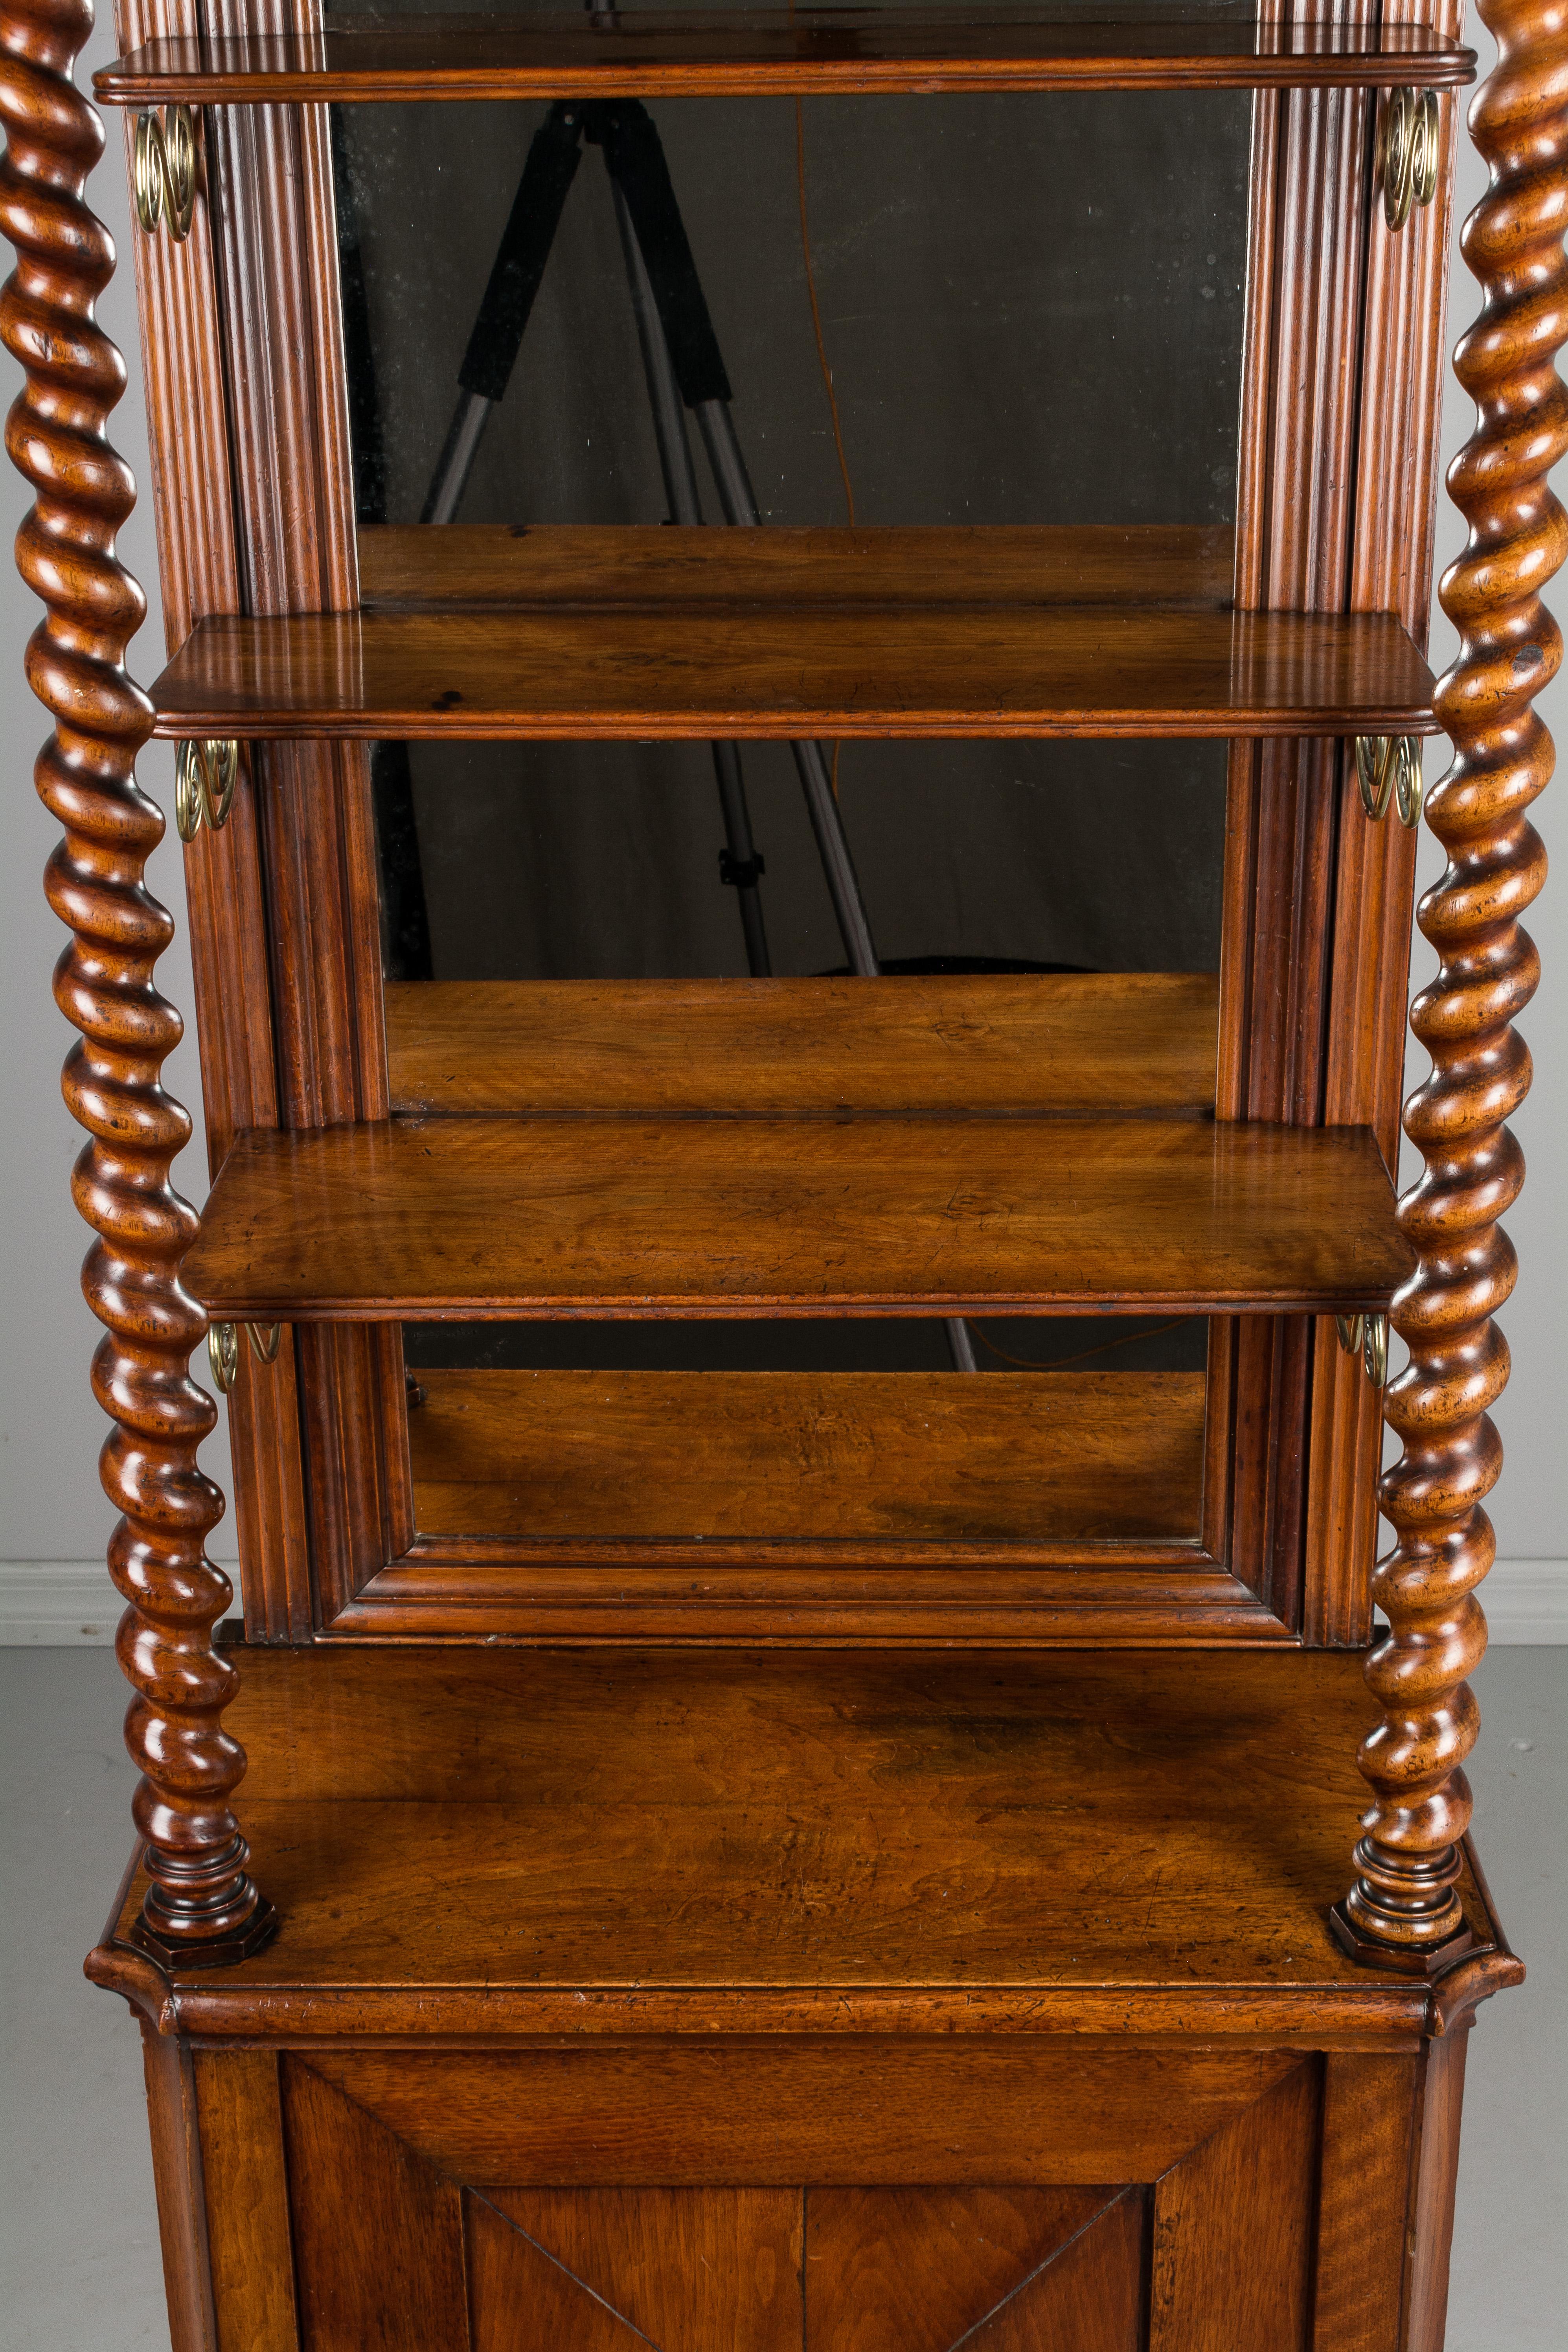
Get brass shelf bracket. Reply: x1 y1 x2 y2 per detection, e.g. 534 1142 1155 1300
175 738 239 842
1378 87 1440 232
133 106 197 243
1355 735 1424 827
1336 1311 1390 1387
208 1322 283 1395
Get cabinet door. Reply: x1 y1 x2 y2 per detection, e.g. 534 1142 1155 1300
184 2043 1376 2352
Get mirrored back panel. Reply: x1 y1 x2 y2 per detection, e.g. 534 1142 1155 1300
333 85 1250 531
330 72 1245 1553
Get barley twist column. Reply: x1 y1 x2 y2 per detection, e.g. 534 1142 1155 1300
1335 0 1566 1963
0 0 273 1962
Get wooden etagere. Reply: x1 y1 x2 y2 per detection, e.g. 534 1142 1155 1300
2 2 1559 2345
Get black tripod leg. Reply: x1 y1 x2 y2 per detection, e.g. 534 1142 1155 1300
606 137 771 976
603 114 974 1365
333 110 434 981
600 105 884 981
423 102 587 524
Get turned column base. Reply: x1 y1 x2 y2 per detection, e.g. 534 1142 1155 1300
126 1835 280 1970
1328 1897 1477 1976
126 1894 279 1972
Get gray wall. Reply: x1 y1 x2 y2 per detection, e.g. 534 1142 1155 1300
1 17 1561 1578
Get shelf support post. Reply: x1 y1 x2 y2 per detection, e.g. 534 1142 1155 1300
1335 0 1565 1967
0 0 274 1965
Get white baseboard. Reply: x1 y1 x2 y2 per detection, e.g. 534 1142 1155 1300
0 1556 1561 1646
0 1559 241 1645
1476 1558 1568 1646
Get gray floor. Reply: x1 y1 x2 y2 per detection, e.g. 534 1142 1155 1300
2 1648 1562 2350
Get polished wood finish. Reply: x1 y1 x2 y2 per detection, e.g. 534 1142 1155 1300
163 2029 1491 2350
339 1560 1289 1646
0 0 269 1963
198 0 405 1633
1406 2029 1470 2352
96 8 1478 106
87 1644 1519 2044
134 59 1460 1649
1231 0 1468 1648
149 590 1439 741
1339 0 1567 1962
385 974 1221 1117
265 2046 1311 2183
1313 2055 1422 2352
184 1114 1411 1320
360 521 1241 609
804 2188 1142 2352
17 0 1539 2338
1147 2062 1316 2352
474 2188 802 2351
116 0 317 1643
194 2052 296 2352
284 2058 468 2352
408 1367 1208 1543
140 2027 218 2352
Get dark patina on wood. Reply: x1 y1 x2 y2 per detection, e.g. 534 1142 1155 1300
0 0 272 1964
1336 0 1565 1968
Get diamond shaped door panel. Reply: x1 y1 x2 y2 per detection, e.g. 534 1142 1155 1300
804 2186 1144 2351
469 2188 803 2351
254 2051 1325 2352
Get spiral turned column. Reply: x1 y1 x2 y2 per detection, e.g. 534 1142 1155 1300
1334 0 1566 1967
0 1 273 1964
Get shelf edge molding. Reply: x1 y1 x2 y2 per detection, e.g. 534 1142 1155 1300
182 1114 1415 1321
95 10 1480 105
145 595 1441 742
1335 0 1567 1969
0 0 273 1964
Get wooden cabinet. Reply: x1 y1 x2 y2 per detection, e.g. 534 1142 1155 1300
2 3 1555 2345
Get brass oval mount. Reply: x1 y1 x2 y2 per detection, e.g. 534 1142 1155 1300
1379 87 1440 232
1336 1312 1390 1388
134 106 197 243
175 739 240 843
1355 736 1424 829
208 1322 283 1395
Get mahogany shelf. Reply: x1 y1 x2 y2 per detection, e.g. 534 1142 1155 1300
89 1645 1507 2043
96 9 1477 106
384 972 1222 1118
146 524 1438 742
408 1365 1210 1544
183 1112 1410 1320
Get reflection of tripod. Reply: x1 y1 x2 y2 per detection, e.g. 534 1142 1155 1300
421 99 980 1374
425 95 881 989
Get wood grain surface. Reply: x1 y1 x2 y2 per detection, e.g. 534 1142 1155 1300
0 0 271 1961
284 2043 1306 2186
1147 2062 1316 2352
384 974 1221 1119
359 523 1241 609
1340 0 1568 1959
407 1367 1209 1542
183 1114 1412 1318
805 2186 1143 2352
194 2052 298 2352
147 598 1438 740
384 972 1223 1118
474 2188 802 2352
94 9 1478 106
93 1645 1504 2040
283 2057 468 2352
